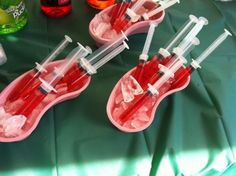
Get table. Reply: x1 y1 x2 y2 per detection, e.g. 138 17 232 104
0 0 236 175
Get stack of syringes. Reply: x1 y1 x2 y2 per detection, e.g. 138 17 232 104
110 14 232 129
0 33 129 137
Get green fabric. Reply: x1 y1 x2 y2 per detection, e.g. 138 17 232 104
0 0 236 175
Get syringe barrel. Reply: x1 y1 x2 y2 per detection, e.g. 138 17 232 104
48 44 87 87
40 35 72 67
195 29 232 64
140 23 157 61
153 55 186 90
94 41 129 69
147 0 179 19
164 14 198 52
86 33 127 64
180 17 208 50
180 37 200 57
130 0 145 12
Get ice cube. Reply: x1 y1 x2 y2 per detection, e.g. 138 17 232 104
95 22 111 37
115 93 124 105
120 101 128 110
131 119 143 129
137 112 150 122
3 115 27 137
43 93 57 104
101 13 111 22
128 76 143 95
113 107 124 120
102 29 119 40
55 83 68 94
0 107 11 132
0 107 6 116
122 120 134 129
139 96 157 113
4 99 24 114
121 78 134 103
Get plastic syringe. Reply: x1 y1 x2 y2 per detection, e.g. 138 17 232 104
118 37 198 123
178 17 208 50
141 0 180 21
171 29 232 88
6 35 73 102
93 41 129 69
113 0 146 32
110 0 132 26
86 32 128 65
119 51 187 124
157 14 199 60
133 23 158 82
68 41 129 91
140 37 199 89
110 0 125 25
35 35 73 74
162 37 200 66
14 43 89 117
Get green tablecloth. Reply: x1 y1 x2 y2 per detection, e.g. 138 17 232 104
0 0 236 175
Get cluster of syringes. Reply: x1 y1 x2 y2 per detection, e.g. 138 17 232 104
3 33 129 119
114 15 232 127
109 0 180 33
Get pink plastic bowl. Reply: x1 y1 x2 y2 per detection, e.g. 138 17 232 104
89 1 165 46
0 60 91 142
106 67 190 133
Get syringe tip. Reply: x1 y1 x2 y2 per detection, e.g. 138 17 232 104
199 17 208 25
189 14 198 23
64 35 73 42
224 28 232 36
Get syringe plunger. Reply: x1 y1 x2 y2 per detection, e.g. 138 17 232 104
164 14 199 53
36 35 72 73
139 23 158 61
195 29 232 65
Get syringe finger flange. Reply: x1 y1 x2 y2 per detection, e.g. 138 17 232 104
79 58 97 75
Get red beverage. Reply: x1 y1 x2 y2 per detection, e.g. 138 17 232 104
87 0 115 10
40 0 72 18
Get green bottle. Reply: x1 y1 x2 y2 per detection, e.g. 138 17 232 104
0 0 27 35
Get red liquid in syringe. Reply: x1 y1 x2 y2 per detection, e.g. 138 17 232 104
67 69 90 91
110 3 123 25
6 71 41 102
131 55 162 88
114 2 132 25
171 66 194 88
119 92 153 124
112 17 131 33
14 88 48 117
